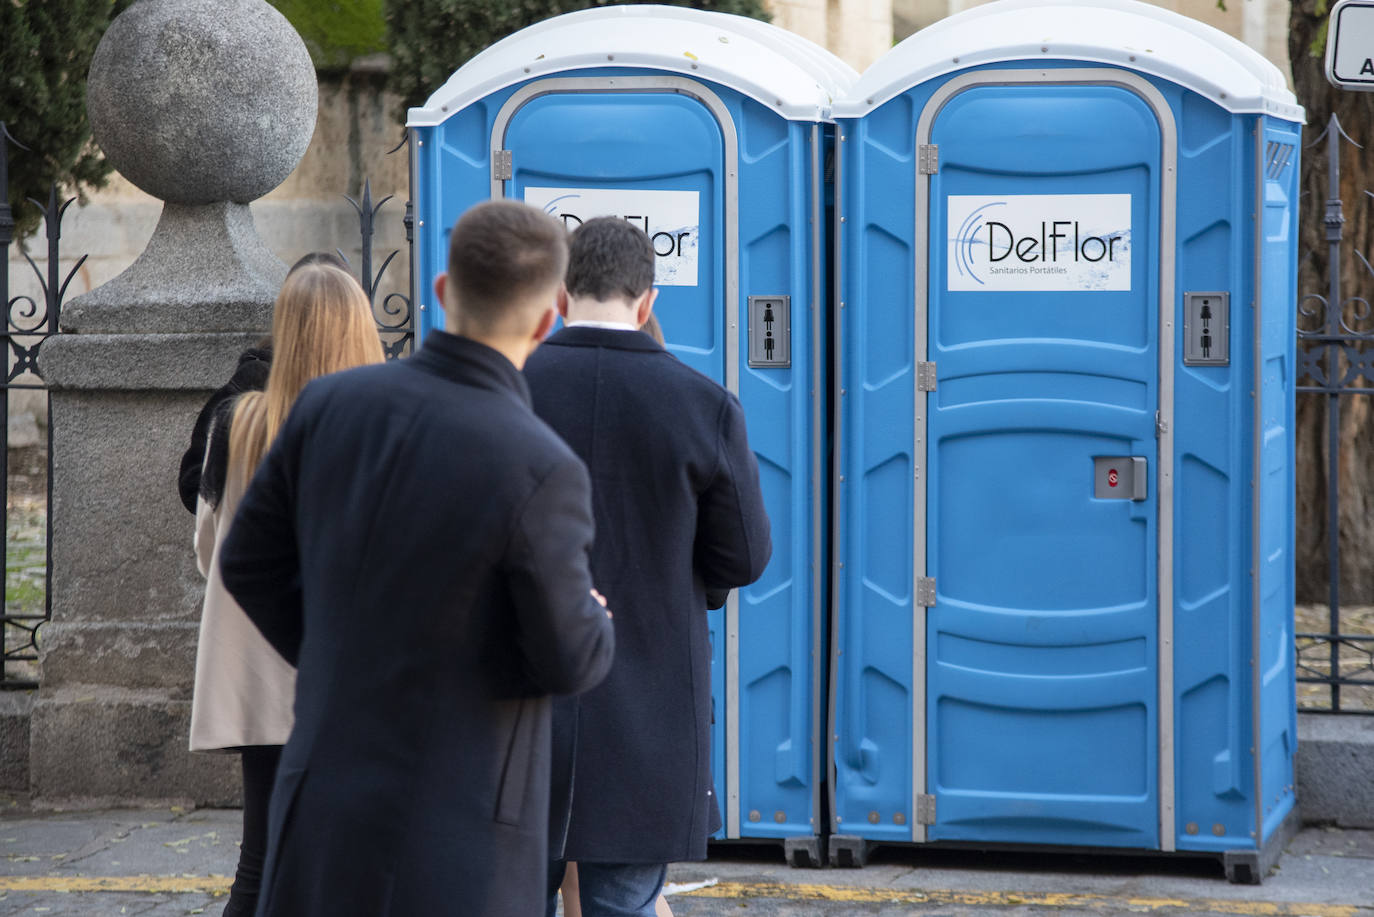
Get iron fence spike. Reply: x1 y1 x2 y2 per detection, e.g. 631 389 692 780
1331 112 1362 150
1306 112 1361 150
1356 250 1374 283
372 249 399 294
57 254 89 306
0 122 32 153
1306 118 1332 149
21 250 48 300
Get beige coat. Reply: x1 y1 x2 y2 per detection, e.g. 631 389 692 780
189 451 296 752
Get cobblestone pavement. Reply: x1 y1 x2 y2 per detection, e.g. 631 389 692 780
1 803 1370 916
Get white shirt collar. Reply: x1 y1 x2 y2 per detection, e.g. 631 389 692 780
565 320 639 332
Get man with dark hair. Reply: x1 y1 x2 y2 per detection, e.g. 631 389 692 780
446 200 572 330
218 201 614 917
525 216 772 917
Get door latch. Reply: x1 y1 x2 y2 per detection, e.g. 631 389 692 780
1093 456 1147 501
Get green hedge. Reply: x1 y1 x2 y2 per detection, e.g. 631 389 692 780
0 0 134 240
269 0 388 72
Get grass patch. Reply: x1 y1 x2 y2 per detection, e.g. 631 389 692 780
4 494 46 682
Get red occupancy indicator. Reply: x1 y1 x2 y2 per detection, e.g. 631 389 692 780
1107 468 1119 487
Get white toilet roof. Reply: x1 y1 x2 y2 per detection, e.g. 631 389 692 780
833 0 1303 121
409 5 859 126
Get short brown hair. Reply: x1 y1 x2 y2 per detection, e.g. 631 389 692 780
446 201 568 330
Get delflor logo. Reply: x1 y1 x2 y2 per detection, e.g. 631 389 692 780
951 200 1008 286
947 194 1133 292
524 186 701 287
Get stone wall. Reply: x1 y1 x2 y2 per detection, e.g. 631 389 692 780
770 0 893 72
895 0 1295 83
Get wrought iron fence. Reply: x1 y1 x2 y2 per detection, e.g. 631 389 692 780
0 125 413 689
1296 113 1374 714
0 123 69 689
344 135 415 359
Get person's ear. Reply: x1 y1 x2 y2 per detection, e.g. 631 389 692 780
434 273 460 331
556 285 570 320
635 287 659 327
532 305 557 344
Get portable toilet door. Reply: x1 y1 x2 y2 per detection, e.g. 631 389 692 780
408 5 856 857
830 0 1302 877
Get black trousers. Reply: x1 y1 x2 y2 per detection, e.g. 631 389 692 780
221 744 282 917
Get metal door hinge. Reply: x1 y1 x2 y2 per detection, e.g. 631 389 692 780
916 577 936 607
918 144 939 174
492 149 513 181
1155 410 1168 438
917 361 937 392
916 794 937 825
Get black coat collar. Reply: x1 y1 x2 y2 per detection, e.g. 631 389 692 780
544 325 664 353
410 330 532 407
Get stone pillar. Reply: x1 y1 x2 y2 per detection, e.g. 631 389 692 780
30 0 317 805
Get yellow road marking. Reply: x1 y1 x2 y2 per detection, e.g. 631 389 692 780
0 876 231 894
0 875 1366 916
679 881 1371 916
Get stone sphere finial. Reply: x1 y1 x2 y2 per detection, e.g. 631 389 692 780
86 0 318 205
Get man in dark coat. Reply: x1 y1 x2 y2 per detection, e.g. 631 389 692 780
525 218 771 916
218 201 615 917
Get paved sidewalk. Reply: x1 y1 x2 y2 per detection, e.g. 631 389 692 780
1 800 1370 916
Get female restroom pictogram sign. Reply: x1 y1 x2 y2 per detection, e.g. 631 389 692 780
1184 291 1229 366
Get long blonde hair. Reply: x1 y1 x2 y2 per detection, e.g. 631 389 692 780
228 263 384 486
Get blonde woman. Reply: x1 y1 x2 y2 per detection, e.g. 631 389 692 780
189 259 383 917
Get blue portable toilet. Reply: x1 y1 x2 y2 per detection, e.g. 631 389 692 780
408 6 855 860
829 0 1302 880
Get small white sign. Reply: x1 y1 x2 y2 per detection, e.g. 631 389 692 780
946 193 1133 292
524 187 700 286
1326 0 1374 91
